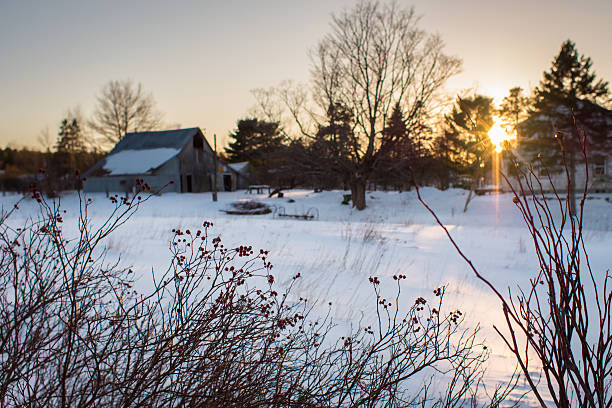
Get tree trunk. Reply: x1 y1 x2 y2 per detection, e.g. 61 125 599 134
464 168 481 213
350 177 366 210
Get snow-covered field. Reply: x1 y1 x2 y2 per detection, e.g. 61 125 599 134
3 187 612 404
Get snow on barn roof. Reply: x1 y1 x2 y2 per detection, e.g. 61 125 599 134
86 128 209 176
103 148 181 175
228 161 249 174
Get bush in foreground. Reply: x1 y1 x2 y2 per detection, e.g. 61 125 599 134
418 131 612 407
0 185 513 407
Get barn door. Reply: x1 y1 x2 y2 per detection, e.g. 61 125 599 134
223 174 232 191
186 175 193 192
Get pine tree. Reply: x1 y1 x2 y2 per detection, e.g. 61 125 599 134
523 40 610 214
225 119 283 163
309 102 356 188
54 117 87 189
56 118 85 154
431 128 455 190
536 40 608 105
440 94 495 182
442 94 495 212
498 87 530 139
378 102 427 188
225 118 285 182
381 103 410 160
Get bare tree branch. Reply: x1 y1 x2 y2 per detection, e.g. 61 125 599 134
89 79 163 148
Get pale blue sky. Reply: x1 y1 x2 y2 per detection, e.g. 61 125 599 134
1 0 611 148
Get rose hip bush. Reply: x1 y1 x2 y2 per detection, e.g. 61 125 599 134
0 185 514 407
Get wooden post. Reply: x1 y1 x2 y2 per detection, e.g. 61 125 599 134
212 133 218 202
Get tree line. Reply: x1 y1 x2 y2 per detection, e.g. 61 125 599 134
224 13 609 210
0 80 164 194
3 1 608 210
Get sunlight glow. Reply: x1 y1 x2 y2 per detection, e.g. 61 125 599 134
488 118 514 153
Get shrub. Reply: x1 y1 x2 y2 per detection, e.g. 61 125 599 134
0 184 513 406
418 131 612 407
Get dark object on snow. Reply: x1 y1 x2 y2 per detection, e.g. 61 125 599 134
222 200 271 215
268 188 283 198
247 184 271 194
341 194 352 205
273 206 319 220
475 187 502 195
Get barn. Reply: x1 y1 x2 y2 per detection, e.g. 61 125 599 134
227 161 250 190
83 128 245 194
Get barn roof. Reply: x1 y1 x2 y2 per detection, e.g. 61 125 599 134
109 128 204 154
85 127 209 176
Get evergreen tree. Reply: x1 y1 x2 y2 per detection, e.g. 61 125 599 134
56 118 86 154
225 119 284 163
309 102 356 189
377 102 428 188
498 87 530 138
381 103 411 160
54 117 88 190
536 40 608 105
523 40 610 213
315 102 355 160
225 118 285 182
438 94 495 184
431 128 455 190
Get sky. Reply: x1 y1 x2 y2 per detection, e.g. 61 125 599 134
1 0 611 149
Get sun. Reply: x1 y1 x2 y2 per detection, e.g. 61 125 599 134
488 117 515 153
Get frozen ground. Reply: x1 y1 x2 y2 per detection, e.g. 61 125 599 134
3 187 612 405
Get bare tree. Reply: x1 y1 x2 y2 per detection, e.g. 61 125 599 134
266 1 461 209
37 126 53 152
89 79 163 147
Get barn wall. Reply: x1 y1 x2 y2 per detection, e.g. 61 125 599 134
176 135 216 192
175 135 246 192
82 130 245 194
213 164 237 192
83 174 180 194
235 173 250 189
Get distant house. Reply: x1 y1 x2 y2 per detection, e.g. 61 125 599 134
227 161 250 189
509 101 612 193
83 128 242 194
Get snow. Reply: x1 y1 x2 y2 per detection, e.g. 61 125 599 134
228 161 249 173
102 148 180 175
3 188 612 405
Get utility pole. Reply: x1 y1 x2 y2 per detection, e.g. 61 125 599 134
212 133 218 202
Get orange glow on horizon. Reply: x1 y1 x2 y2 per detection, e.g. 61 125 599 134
488 118 515 152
